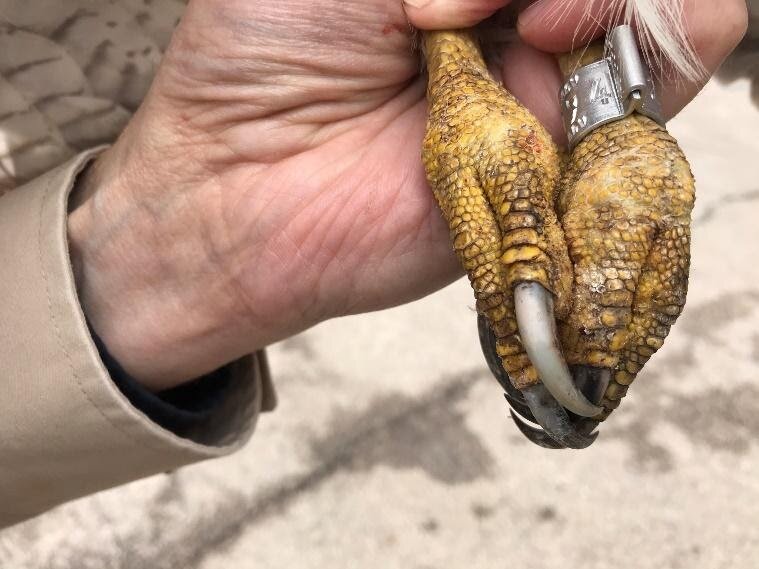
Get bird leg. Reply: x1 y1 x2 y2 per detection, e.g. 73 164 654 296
422 30 695 448
555 47 695 423
422 30 600 448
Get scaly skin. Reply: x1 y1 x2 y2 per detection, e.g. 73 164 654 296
422 30 574 390
422 30 695 421
559 116 695 419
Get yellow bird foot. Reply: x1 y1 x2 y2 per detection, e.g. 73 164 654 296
422 30 695 449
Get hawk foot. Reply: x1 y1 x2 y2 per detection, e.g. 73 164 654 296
423 31 695 449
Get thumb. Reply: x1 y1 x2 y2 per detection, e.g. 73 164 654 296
403 0 513 30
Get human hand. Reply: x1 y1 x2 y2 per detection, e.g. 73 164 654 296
67 0 746 391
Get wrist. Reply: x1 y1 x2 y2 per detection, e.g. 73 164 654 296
66 137 254 391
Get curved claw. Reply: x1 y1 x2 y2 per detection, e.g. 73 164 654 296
509 411 567 449
573 366 611 407
477 311 602 450
572 417 602 437
503 393 537 424
521 385 599 449
514 282 603 418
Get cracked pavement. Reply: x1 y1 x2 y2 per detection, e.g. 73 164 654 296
3 72 759 569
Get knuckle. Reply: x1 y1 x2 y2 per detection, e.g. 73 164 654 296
720 0 749 48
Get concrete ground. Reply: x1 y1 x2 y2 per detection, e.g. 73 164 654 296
2 76 759 568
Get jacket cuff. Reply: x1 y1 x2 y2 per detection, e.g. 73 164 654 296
0 149 275 528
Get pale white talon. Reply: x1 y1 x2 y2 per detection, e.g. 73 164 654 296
514 282 603 418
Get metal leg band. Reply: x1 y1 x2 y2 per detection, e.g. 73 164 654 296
559 25 664 149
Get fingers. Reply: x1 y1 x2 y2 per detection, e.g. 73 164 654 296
499 39 566 144
403 0 513 29
657 0 748 118
517 0 748 119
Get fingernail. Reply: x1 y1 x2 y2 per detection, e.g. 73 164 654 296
519 0 552 28
403 0 432 8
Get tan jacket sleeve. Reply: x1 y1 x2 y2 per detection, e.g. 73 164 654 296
0 150 276 529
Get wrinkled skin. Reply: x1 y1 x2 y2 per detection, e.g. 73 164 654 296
422 30 695 422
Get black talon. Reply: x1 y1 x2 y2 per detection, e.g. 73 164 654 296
573 417 601 437
572 366 610 407
477 316 602 450
521 385 598 449
504 393 536 424
569 366 605 437
510 411 567 449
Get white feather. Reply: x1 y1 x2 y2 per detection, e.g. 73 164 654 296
548 0 706 82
